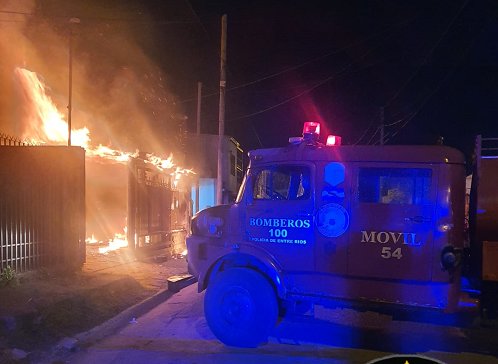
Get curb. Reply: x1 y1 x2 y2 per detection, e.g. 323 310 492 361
75 288 174 346
43 275 196 362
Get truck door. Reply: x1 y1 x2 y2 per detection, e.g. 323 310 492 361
348 164 437 281
244 164 315 271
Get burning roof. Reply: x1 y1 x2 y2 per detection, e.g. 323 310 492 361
1 0 190 169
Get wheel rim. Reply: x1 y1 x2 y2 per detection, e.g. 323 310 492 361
220 286 253 325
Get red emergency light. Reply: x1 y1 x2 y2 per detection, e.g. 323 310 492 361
326 135 342 146
302 121 320 137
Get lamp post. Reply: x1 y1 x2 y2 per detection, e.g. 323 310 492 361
68 17 80 146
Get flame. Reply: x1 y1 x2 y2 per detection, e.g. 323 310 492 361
86 230 129 254
86 145 138 163
15 67 195 254
15 67 195 177
15 67 90 147
146 153 174 169
99 232 128 254
85 234 99 245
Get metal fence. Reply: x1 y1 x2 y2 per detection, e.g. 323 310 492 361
0 145 86 273
127 157 172 250
127 157 190 255
0 133 35 146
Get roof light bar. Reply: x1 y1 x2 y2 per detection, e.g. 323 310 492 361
326 135 342 146
303 121 320 137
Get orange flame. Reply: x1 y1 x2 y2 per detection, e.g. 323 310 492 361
86 229 128 254
15 67 90 147
15 67 194 254
15 67 194 176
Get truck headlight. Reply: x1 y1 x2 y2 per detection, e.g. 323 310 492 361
192 211 224 237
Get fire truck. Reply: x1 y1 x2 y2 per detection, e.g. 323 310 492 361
186 122 498 348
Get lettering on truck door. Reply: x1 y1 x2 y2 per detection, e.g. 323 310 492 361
348 165 437 281
244 164 315 271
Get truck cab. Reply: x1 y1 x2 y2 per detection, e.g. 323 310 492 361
187 122 466 347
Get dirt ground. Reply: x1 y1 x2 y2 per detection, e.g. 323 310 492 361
0 244 188 357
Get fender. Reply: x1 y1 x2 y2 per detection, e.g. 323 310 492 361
199 247 286 299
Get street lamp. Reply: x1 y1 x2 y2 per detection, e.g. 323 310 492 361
68 17 80 146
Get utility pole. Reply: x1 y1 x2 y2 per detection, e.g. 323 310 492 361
67 17 80 146
195 82 202 213
196 82 202 135
379 106 384 145
216 14 227 205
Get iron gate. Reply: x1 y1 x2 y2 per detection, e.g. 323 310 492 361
0 145 86 273
127 157 174 252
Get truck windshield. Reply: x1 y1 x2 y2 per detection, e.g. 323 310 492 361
252 165 310 201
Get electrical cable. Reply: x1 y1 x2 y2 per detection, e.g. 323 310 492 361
226 21 409 124
384 7 478 144
366 127 380 145
362 0 470 145
0 9 198 24
383 116 410 128
227 65 352 121
178 14 417 103
383 0 470 109
384 66 458 144
352 115 379 145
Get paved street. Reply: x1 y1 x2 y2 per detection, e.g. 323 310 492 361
66 284 498 364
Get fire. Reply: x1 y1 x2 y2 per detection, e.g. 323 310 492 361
99 233 128 254
15 67 194 254
15 68 90 148
86 230 128 255
15 66 194 174
86 145 138 163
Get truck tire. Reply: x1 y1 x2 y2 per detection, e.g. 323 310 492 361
204 267 278 348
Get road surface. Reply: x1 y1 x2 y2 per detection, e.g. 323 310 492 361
66 284 498 364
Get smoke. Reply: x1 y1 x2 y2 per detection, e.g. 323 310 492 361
0 0 186 160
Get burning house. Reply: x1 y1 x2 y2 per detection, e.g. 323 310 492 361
0 1 194 272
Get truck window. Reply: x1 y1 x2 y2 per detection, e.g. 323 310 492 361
358 168 432 205
253 165 310 201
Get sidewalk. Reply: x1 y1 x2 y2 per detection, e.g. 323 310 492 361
0 244 189 363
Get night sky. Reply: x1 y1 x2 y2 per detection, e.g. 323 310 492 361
7 0 498 160
144 0 498 158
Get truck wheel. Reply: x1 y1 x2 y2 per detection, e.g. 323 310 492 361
204 267 278 347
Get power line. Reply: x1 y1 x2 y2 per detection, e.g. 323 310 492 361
178 14 417 103
183 0 211 39
384 60 461 143
227 65 352 121
384 3 477 144
383 116 410 128
352 114 379 145
0 10 29 15
366 127 380 145
356 0 470 146
384 0 470 109
0 9 197 24
226 22 409 123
